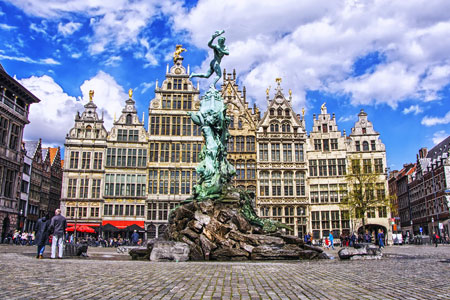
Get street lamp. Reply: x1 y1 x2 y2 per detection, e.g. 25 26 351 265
431 217 435 235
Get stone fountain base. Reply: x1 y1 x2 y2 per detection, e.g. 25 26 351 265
166 200 328 261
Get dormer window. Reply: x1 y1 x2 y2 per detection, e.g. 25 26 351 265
322 124 328 133
285 109 289 116
270 109 275 116
362 128 366 134
277 108 282 116
126 114 132 125
167 82 172 89
363 141 369 151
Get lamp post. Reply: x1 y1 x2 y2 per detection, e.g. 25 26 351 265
431 217 435 235
74 200 78 243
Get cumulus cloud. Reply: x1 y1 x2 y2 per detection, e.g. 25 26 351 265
57 21 82 36
421 111 450 126
20 71 128 146
402 105 423 115
432 130 449 145
172 0 450 111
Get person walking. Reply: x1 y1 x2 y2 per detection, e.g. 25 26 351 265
328 232 335 250
50 209 67 259
131 230 139 246
432 232 439 247
34 215 50 259
377 229 385 249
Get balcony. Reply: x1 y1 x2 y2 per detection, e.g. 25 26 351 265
1 94 28 118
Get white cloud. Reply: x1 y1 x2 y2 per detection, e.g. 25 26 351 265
79 71 127 129
432 130 449 145
172 0 450 111
421 111 450 126
20 71 128 146
104 55 122 66
0 24 17 30
338 115 357 123
402 105 423 115
29 22 48 35
138 81 154 94
0 54 59 65
71 52 82 59
57 21 82 36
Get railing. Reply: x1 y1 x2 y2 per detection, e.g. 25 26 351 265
0 94 27 117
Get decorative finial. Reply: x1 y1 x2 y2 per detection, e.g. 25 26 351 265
114 112 116 122
128 88 133 99
302 107 305 117
275 78 282 84
289 89 292 97
266 86 271 96
89 90 94 102
173 45 187 63
321 102 326 113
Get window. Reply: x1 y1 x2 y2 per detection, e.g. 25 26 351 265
160 143 170 162
182 144 191 163
236 160 245 180
0 116 8 145
236 136 244 152
271 143 280 161
341 211 350 229
363 159 372 173
338 159 346 175
355 141 360 152
68 179 77 198
118 129 126 141
312 211 320 230
229 116 234 128
103 204 114 216
277 109 282 116
182 117 191 136
322 124 328 133
159 170 169 194
270 123 279 132
371 140 376 151
367 207 376 218
181 170 191 194
295 172 305 196
172 116 181 135
331 211 340 230
126 114 132 125
69 151 79 169
270 109 274 116
321 211 330 230
115 204 124 216
329 185 338 203
90 207 99 218
136 205 145 216
374 158 383 173
173 79 182 90
260 172 269 196
125 205 135 216
362 128 366 134
148 170 158 194
363 141 369 151
161 117 170 135
192 143 202 163
246 136 255 152
150 116 160 135
183 95 192 110
193 124 201 136
328 159 337 176
247 161 255 179
9 123 20 150
91 179 101 198
272 172 281 196
93 152 102 169
282 123 290 132
294 144 303 162
319 160 327 176
322 139 329 152
149 143 159 162
170 170 180 194
82 152 91 169
20 181 29 193
171 144 180 163
314 139 322 151
259 143 268 161
351 159 360 174
80 178 89 198
137 149 147 167
378 206 387 218
309 160 318 177
67 207 75 218
284 172 293 196
173 94 182 109
228 136 234 152
331 139 338 150
148 203 157 220
238 118 243 129
283 144 292 162
320 185 329 203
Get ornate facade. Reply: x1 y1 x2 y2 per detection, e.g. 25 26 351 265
0 64 40 240
256 79 308 236
147 57 201 237
306 104 350 239
220 70 259 193
61 96 108 230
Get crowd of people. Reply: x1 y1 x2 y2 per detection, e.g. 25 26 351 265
303 229 387 250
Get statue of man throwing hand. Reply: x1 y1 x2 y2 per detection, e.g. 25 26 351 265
190 30 229 88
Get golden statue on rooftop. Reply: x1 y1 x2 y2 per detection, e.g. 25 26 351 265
275 78 282 84
89 90 94 102
173 45 187 63
128 88 133 99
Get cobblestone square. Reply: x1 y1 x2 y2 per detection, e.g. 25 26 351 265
0 244 449 300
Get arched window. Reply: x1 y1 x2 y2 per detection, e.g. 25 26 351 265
85 125 92 138
126 114 132 125
167 82 172 89
238 118 243 129
285 109 290 116
270 109 275 116
363 141 369 151
147 224 156 239
229 116 234 128
282 123 290 132
277 108 282 116
270 123 279 132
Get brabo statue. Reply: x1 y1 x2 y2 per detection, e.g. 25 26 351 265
187 30 235 201
190 30 229 88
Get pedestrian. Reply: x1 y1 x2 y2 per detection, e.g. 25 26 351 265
377 229 385 249
432 232 439 247
49 209 67 259
328 232 335 250
34 215 50 259
131 230 139 246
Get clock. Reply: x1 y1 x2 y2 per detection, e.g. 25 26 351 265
275 96 283 104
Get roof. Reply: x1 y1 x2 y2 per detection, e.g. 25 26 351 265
61 160 64 168
24 141 39 158
49 147 58 164
41 148 48 160
427 135 450 161
0 63 4 72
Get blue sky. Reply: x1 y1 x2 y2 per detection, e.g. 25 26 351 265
0 0 449 171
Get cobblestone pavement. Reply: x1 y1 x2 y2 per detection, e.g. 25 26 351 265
0 244 449 300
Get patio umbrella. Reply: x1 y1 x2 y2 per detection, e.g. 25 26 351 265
125 224 144 232
65 225 95 233
102 223 119 232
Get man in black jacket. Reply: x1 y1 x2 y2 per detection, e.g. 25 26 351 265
34 215 50 259
50 209 67 259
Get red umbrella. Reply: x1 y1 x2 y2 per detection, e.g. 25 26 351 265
65 225 95 233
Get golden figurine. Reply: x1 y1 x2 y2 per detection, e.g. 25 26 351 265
173 45 187 63
227 85 232 95
289 89 292 97
302 107 305 117
275 77 282 84
128 88 133 99
321 102 326 113
89 90 94 102
266 86 271 96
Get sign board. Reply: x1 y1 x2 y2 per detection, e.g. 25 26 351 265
439 223 444 230
419 227 423 233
